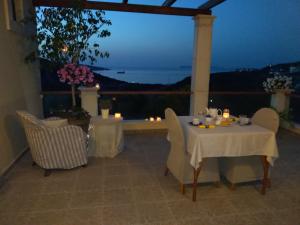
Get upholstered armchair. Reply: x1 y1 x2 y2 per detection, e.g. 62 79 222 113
17 111 88 176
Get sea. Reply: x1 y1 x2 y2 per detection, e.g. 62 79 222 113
94 68 192 84
93 66 232 84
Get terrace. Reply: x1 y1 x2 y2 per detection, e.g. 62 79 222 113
1 130 300 225
0 0 300 225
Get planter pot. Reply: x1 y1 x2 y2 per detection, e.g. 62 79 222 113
101 109 109 119
270 89 291 113
79 87 99 117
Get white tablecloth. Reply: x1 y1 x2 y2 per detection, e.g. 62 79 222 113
88 116 124 158
179 116 279 169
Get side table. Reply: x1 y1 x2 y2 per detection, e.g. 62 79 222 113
88 116 124 158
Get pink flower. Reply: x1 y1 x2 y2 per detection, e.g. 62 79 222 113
57 64 95 86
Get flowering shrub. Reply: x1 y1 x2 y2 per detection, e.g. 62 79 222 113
57 63 94 85
263 73 293 93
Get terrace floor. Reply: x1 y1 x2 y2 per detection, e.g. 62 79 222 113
0 129 300 225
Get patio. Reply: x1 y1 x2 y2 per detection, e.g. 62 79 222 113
0 129 299 225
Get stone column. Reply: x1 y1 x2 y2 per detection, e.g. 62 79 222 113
79 87 99 117
190 14 215 116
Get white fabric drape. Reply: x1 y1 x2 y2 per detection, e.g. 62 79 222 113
178 116 279 169
88 116 124 158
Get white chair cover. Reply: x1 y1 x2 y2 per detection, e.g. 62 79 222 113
165 108 220 184
220 107 279 184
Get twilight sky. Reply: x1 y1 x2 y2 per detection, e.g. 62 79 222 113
93 0 300 70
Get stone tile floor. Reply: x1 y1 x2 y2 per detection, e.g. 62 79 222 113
0 129 299 225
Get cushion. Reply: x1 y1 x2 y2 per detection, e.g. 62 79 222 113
42 119 68 128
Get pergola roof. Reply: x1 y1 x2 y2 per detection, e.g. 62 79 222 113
33 0 226 16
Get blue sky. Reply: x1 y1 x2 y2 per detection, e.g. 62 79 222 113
93 0 300 70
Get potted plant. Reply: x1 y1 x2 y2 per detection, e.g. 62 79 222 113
263 73 293 113
99 99 112 119
28 0 111 108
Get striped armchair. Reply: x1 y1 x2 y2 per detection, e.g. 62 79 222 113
17 111 88 176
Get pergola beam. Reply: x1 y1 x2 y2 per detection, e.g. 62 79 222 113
162 0 177 7
198 0 225 10
32 0 211 16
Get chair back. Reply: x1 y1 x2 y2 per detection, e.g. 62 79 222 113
16 111 44 162
165 108 185 146
165 108 186 155
252 108 279 133
16 111 43 128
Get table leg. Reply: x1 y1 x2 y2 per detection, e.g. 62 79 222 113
192 165 202 202
261 155 270 195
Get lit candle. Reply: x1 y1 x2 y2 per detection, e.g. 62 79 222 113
223 109 230 119
156 117 162 122
149 117 155 122
114 113 121 119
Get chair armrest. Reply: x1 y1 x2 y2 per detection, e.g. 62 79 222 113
43 117 64 121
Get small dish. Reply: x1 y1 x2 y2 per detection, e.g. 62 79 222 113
189 122 203 126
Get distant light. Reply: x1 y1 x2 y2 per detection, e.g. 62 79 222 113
62 45 68 53
210 99 213 103
95 83 100 89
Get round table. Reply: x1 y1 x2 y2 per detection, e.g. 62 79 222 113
88 116 124 158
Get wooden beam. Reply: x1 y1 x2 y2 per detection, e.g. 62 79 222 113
198 0 225 10
32 0 211 16
162 0 177 7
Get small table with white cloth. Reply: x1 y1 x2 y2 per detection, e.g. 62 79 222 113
178 116 279 201
88 116 124 158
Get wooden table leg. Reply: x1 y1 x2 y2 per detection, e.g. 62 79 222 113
192 165 202 202
261 155 270 195
164 167 169 176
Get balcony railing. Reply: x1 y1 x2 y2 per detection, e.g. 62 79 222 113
41 91 300 123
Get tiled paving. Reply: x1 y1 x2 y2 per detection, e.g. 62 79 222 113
0 129 299 225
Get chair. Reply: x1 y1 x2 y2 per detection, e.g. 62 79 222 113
220 108 279 188
164 108 220 194
17 111 88 176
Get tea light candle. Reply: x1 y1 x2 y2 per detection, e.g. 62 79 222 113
156 117 162 122
114 113 121 119
149 117 155 122
223 109 230 119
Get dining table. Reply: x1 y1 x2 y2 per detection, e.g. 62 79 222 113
178 116 279 201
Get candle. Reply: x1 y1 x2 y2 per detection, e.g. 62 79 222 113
114 113 121 119
149 117 155 122
223 109 230 119
156 117 162 122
